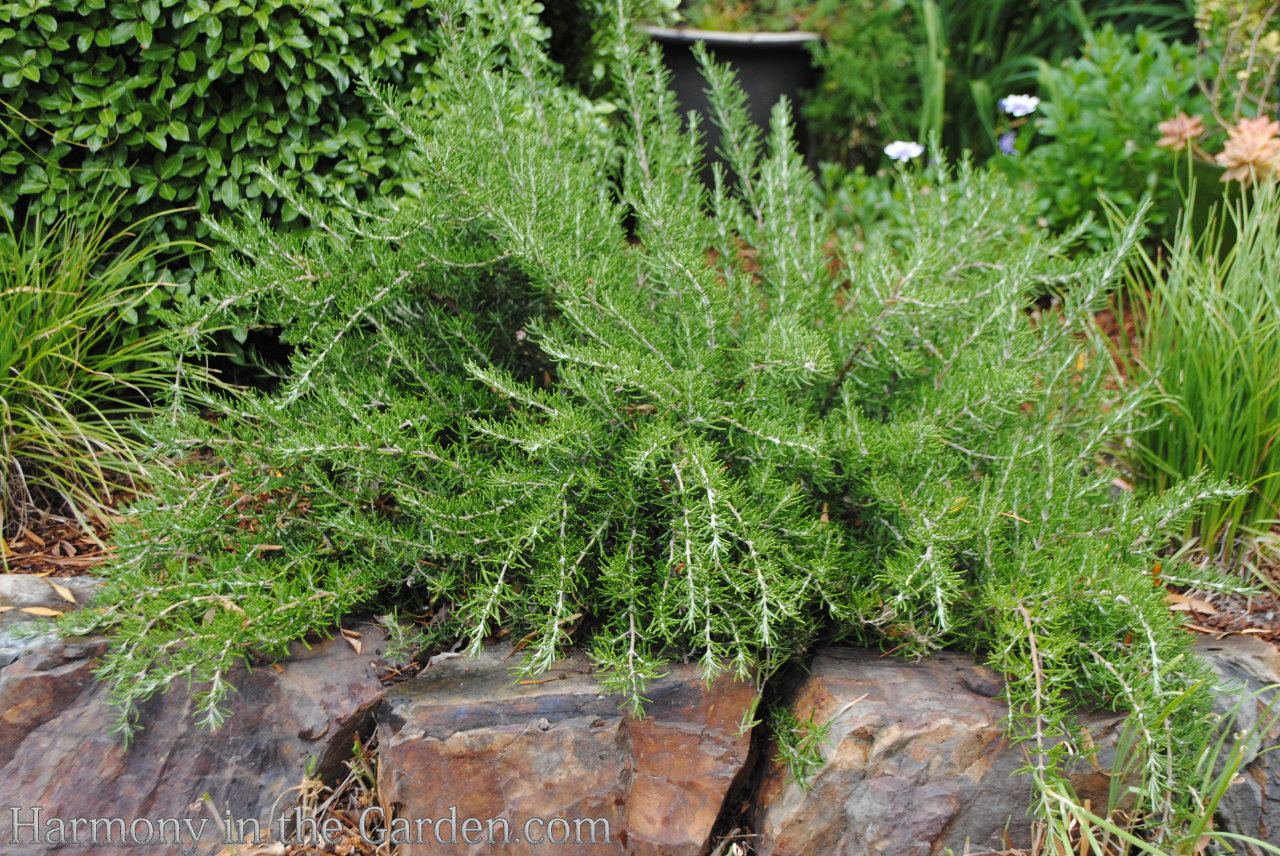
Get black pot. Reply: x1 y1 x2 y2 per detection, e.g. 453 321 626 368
638 24 820 186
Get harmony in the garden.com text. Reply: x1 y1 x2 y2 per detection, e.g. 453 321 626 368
8 805 612 847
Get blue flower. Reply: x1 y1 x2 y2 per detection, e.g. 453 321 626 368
999 94 1040 118
884 140 924 162
998 132 1017 155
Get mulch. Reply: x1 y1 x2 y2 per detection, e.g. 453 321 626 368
2 511 114 577
1171 585 1280 644
1093 293 1146 389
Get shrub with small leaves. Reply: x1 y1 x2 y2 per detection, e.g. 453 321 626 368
540 0 676 99
801 0 922 167
1003 26 1207 246
0 0 442 282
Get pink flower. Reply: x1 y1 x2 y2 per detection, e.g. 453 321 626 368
1215 116 1280 184
1155 112 1205 150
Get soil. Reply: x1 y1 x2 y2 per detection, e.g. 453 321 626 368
1179 589 1280 643
1173 544 1280 644
1093 292 1145 385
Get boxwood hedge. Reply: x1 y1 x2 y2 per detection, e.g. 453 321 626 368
0 0 439 277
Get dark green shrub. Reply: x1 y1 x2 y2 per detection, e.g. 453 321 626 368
801 0 920 167
907 0 1196 160
540 0 677 99
1004 26 1206 246
0 0 441 281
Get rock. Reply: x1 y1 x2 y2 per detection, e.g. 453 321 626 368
0 575 103 668
25 574 1276 856
751 647 1128 856
0 585 393 856
376 645 758 856
1194 634 1280 851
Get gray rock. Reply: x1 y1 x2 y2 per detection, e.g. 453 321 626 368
0 575 102 668
1195 634 1280 852
0 609 393 855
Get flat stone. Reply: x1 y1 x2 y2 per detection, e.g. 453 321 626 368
0 575 103 669
752 647 1127 856
0 609 393 856
376 645 758 855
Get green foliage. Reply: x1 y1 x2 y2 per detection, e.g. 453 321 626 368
673 0 816 32
814 152 1043 250
1119 181 1280 563
800 0 920 166
0 196 189 541
1036 685 1280 854
0 0 442 281
906 0 1196 160
1006 26 1206 247
813 161 904 241
770 706 831 789
1195 0 1280 123
65 2 1241 827
540 0 678 98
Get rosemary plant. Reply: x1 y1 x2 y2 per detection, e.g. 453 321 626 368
65 0 1242 832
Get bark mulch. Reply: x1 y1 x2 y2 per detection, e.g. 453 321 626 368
2 510 114 577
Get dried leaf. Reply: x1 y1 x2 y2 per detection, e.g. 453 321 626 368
833 692 868 721
1183 622 1227 637
214 841 285 856
19 526 45 548
1166 592 1218 615
45 579 76 605
20 606 63 617
507 629 538 657
1079 727 1103 773
340 628 362 654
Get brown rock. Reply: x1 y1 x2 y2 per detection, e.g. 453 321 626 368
0 607 393 856
752 648 1127 856
375 645 758 856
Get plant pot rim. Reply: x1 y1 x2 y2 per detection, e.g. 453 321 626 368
636 23 821 48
